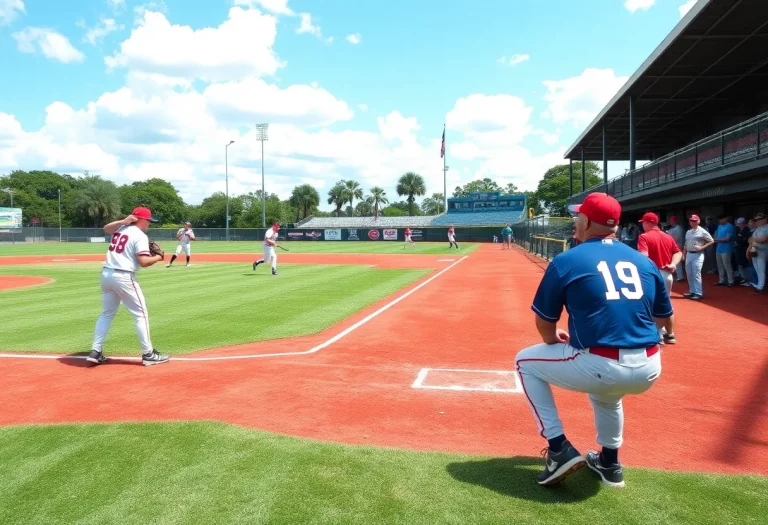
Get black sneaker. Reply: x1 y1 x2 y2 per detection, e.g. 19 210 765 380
586 451 625 488
690 294 702 301
86 350 107 365
714 282 726 287
683 293 695 299
252 261 262 271
536 441 586 486
663 333 676 344
272 270 278 276
142 350 170 366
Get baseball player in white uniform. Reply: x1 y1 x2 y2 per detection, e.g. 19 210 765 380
86 207 170 366
253 222 280 276
167 221 195 267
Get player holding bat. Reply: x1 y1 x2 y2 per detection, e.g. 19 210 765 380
253 221 281 276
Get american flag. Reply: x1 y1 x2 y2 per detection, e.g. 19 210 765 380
440 125 445 158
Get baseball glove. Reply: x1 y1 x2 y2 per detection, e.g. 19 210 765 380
148 241 165 259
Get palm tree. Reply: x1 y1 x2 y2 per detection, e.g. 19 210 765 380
74 175 122 227
368 186 389 219
420 192 445 215
344 180 364 216
327 183 347 217
396 172 426 216
289 184 321 220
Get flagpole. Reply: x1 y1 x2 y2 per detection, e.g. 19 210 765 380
441 124 447 214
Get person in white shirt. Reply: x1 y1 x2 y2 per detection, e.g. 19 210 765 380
683 214 715 301
252 222 281 276
748 212 768 294
167 221 196 267
666 216 685 281
87 207 170 366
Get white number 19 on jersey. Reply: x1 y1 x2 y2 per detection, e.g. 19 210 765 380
597 261 644 300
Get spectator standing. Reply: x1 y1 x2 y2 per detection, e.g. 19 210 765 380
704 217 718 274
637 211 682 344
735 218 755 287
683 215 715 300
748 213 768 295
666 216 685 282
713 215 736 287
620 222 638 250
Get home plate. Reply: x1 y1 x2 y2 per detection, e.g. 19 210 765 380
411 368 521 393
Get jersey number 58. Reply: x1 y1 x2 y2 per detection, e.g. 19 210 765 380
109 233 129 254
597 261 644 300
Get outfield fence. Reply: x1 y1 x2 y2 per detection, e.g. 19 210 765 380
0 225 514 245
512 216 574 261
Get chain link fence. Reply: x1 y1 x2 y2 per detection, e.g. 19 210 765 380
512 216 574 261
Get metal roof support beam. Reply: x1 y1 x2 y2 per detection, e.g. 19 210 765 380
629 95 636 170
581 148 586 191
569 158 573 197
603 125 608 187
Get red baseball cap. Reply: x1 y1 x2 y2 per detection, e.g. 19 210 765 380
272 222 280 229
638 212 659 224
689 214 701 222
570 193 621 227
669 215 678 223
132 207 159 223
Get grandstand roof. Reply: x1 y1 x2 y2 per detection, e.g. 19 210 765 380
565 0 768 161
298 216 437 228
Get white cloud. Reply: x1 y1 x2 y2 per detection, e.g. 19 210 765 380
534 129 560 145
346 33 361 44
542 68 629 127
377 111 420 142
12 27 85 63
106 8 283 82
234 0 294 16
358 104 368 111
296 12 332 43
0 0 24 26
107 0 125 13
133 1 168 20
679 0 696 18
81 17 124 44
624 0 655 13
497 53 529 67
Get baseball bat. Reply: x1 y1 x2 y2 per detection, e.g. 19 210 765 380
276 244 289 252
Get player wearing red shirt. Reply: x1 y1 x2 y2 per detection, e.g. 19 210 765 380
637 211 681 344
403 227 416 249
447 226 459 249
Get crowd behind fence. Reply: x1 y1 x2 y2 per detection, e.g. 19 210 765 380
512 216 573 261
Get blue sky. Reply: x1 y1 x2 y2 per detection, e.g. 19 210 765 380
0 0 699 208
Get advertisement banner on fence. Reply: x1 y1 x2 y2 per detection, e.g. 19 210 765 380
383 229 398 240
305 231 322 240
0 208 22 228
347 229 360 240
324 229 342 240
287 232 304 239
411 229 423 240
367 229 380 240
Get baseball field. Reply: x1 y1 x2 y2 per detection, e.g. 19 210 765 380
1 240 766 524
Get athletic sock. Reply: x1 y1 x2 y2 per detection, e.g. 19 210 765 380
169 255 177 264
186 256 190 264
548 434 567 454
601 447 619 465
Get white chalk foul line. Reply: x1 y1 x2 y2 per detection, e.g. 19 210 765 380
0 255 468 363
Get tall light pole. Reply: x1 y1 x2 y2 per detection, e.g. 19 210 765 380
58 188 62 242
442 165 450 213
255 123 269 228
225 140 235 241
1 188 12 208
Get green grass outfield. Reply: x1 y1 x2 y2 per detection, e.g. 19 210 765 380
0 422 765 525
0 240 479 256
0 262 427 354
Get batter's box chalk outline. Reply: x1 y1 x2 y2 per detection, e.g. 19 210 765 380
411 368 522 393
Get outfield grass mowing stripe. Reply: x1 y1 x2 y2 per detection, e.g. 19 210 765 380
0 422 764 525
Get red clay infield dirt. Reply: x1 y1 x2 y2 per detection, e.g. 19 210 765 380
0 275 53 290
1 245 766 477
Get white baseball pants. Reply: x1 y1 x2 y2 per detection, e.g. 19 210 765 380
716 252 734 284
263 246 277 270
91 268 153 355
515 343 661 449
685 251 705 296
175 244 191 256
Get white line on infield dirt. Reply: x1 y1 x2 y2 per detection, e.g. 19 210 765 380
0 255 468 363
411 367 522 393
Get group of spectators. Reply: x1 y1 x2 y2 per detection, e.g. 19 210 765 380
617 213 768 299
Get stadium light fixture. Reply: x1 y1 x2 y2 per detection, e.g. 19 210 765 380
255 124 269 228
225 140 235 241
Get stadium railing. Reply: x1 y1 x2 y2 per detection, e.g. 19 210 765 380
512 216 573 261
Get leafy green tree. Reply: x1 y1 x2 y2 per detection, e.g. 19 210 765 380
396 172 426 216
381 206 407 216
119 178 185 224
452 178 502 197
368 186 389 219
535 162 602 216
327 183 347 217
289 184 321 220
344 180 364 216
355 199 374 217
73 175 122 227
502 183 519 195
420 192 445 215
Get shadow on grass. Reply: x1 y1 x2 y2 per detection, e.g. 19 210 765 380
58 351 142 368
446 456 601 503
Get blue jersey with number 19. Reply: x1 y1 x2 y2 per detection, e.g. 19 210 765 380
531 237 673 350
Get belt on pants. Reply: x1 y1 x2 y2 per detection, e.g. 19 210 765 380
587 345 659 360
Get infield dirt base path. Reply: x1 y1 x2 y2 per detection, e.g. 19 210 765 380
1 245 766 476
0 275 53 290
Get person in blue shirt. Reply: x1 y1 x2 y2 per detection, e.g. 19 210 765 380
516 192 674 488
713 215 736 287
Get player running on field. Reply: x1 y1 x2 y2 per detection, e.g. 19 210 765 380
447 225 459 249
167 221 195 267
516 193 674 488
87 207 170 367
501 223 513 249
403 227 416 249
253 222 280 276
